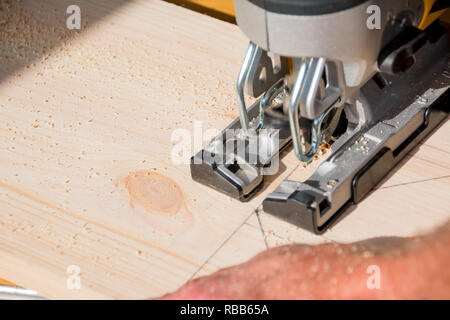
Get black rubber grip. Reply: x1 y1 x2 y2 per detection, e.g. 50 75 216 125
248 0 368 15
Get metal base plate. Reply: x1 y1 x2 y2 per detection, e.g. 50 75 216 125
190 99 292 201
264 88 449 234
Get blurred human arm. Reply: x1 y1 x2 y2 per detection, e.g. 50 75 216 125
162 221 450 299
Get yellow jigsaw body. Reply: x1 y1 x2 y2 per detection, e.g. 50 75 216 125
186 0 235 16
420 0 450 29
185 0 449 27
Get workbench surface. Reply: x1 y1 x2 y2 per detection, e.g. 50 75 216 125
0 0 449 299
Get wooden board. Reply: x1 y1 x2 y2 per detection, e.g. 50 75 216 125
0 0 449 299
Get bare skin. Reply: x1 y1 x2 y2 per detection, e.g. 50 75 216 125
162 221 450 299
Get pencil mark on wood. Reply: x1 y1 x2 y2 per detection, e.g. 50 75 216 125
380 175 450 189
255 208 269 249
188 211 255 281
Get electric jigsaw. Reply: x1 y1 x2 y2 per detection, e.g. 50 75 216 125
191 0 450 234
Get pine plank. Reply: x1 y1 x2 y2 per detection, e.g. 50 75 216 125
0 0 448 299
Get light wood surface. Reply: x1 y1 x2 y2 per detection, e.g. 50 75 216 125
0 0 449 299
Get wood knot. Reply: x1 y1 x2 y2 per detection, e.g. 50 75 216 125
124 170 183 216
